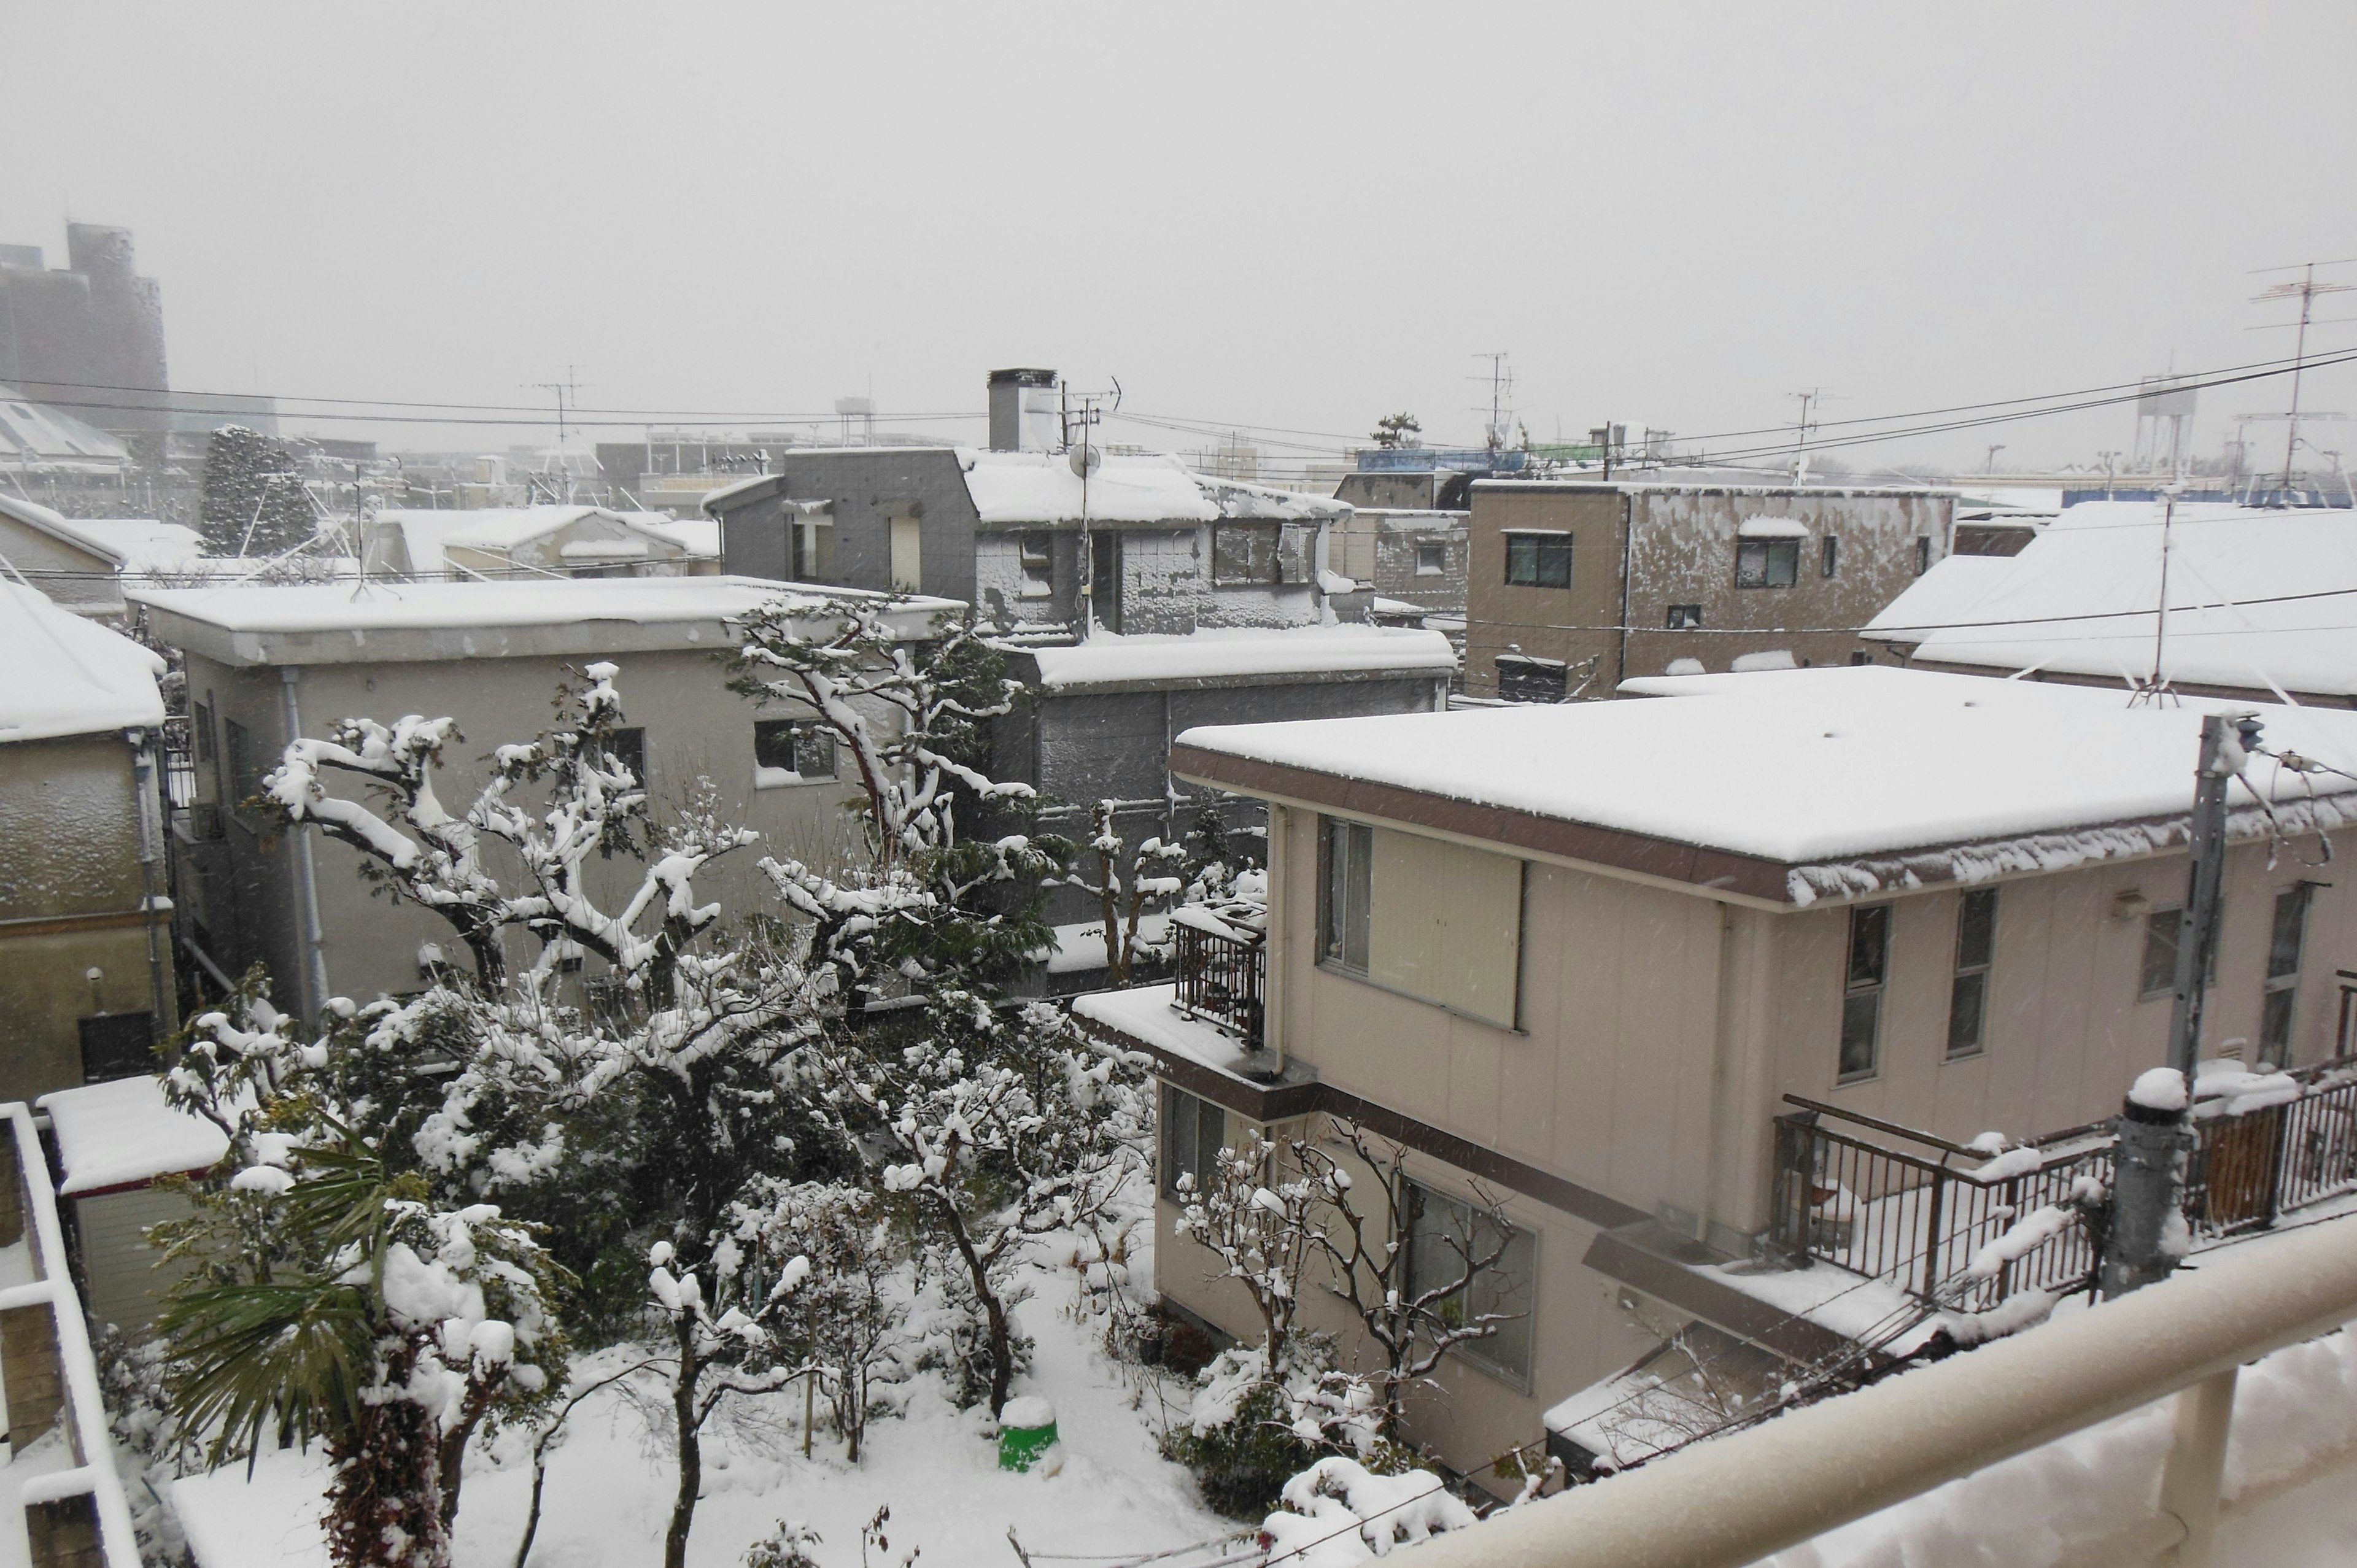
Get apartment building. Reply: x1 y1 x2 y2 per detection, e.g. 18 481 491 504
1074 666 2357 1481
1463 481 1954 701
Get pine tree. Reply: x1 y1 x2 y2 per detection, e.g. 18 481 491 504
199 424 316 557
1371 412 1423 450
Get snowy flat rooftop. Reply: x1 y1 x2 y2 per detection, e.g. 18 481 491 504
1026 625 1456 690
957 448 1346 527
0 581 164 741
1866 501 2357 698
1071 983 1255 1076
1170 665 2357 881
39 1075 230 1195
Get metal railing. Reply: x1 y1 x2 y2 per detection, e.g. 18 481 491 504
1170 914 1264 1046
1773 1060 2357 1308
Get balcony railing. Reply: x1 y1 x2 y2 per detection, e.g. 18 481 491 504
1771 1060 2357 1309
1171 909 1264 1047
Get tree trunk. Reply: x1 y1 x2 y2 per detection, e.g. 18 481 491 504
663 1316 703 1568
932 1193 1013 1416
325 1348 449 1568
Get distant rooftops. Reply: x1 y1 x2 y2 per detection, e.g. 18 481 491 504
1170 666 2357 906
1866 500 2357 700
131 576 960 666
1020 624 1457 692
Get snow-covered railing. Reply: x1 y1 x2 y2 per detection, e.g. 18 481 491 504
1408 1212 2357 1568
1773 1060 2357 1308
1 1102 141 1568
1169 908 1263 1046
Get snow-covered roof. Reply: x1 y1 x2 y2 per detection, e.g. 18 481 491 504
956 449 1347 527
1025 625 1457 690
39 1075 230 1195
1868 501 2357 699
1169 666 2357 894
64 519 208 576
0 492 128 565
1072 983 1255 1076
0 387 128 466
0 581 165 741
697 471 781 511
654 516 721 557
370 506 689 574
134 575 957 635
1736 515 1812 539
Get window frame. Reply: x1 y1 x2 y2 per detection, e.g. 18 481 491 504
1822 535 1840 578
1018 531 1054 597
1503 530 1573 590
2139 905 2220 1000
1212 522 1282 585
1946 888 1997 1060
1839 903 1891 1083
1159 1082 1228 1202
1914 536 1933 576
1495 655 1569 705
606 725 648 786
1404 1178 1536 1389
2261 884 2316 1062
753 717 840 784
1665 603 1704 630
1735 538 1800 590
1319 817 1374 978
1414 541 1447 577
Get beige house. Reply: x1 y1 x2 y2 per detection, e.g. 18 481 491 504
133 576 956 1019
1463 481 1954 701
0 583 176 1103
1075 666 2357 1484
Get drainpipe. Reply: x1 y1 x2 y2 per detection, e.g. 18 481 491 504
279 667 329 1024
1615 491 1633 688
125 729 172 1034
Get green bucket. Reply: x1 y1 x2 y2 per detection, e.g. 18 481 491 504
997 1397 1059 1472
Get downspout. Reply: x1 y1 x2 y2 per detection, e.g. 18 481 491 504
1263 805 1287 1076
279 667 329 1024
1698 900 1740 1247
125 730 172 1034
1615 490 1633 689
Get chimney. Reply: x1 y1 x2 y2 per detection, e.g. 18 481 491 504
987 368 1060 452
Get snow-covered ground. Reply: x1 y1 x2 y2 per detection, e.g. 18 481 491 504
172 1222 1237 1568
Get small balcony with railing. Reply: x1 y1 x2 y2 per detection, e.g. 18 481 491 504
1770 1059 2357 1314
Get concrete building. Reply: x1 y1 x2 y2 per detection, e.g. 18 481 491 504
0 228 169 449
0 495 131 619
133 577 953 1016
1462 481 1956 701
1075 666 2357 1483
0 584 176 1103
1327 508 1469 631
1865 500 2357 707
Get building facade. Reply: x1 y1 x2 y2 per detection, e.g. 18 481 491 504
1077 668 2357 1483
1463 481 1955 701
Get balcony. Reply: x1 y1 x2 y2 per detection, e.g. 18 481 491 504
1169 906 1264 1048
1771 1059 2357 1308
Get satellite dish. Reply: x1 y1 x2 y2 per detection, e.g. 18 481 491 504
1069 443 1102 478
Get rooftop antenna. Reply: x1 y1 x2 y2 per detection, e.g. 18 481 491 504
1470 352 1515 452
1787 388 1836 484
2250 260 2357 499
533 368 584 503
1064 379 1120 640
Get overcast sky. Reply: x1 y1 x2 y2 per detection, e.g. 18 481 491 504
9 1 2357 474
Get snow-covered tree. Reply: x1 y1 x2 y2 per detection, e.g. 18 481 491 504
1056 801 1185 984
199 424 316 557
1175 1130 1325 1364
1369 413 1423 452
1258 1456 1476 1566
731 1180 911 1461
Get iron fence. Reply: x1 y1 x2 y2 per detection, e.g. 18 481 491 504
1171 916 1263 1046
1774 1062 2357 1308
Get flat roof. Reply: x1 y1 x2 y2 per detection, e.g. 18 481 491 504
1024 625 1457 692
132 576 964 667
1170 666 2357 906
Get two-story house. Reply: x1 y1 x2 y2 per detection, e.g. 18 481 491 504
1463 480 1956 701
133 576 954 1020
1074 665 2357 1483
0 582 175 1102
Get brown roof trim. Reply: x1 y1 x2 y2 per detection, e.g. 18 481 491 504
1170 743 1795 903
1075 1010 1646 1232
1582 1222 1856 1363
0 907 169 941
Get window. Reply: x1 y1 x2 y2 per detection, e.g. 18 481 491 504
1665 603 1704 630
1320 816 1522 1027
1947 889 1997 1060
1504 531 1572 589
2261 885 2315 1062
2140 906 2220 998
889 515 923 592
1213 523 1281 585
1496 655 1568 705
1915 536 1933 576
1089 533 1123 633
1736 538 1799 589
1159 1083 1227 1200
1019 531 1053 598
1840 904 1890 1082
222 717 262 809
1321 819 1373 976
1406 1180 1536 1385
1850 651 1874 666
753 719 838 784
193 700 215 762
607 727 646 785
1822 536 1840 578
1415 541 1447 576
79 1012 156 1084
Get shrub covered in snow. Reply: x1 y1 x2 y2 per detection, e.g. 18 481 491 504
1257 1455 1476 1566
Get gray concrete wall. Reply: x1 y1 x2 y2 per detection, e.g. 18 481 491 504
182 644 877 1011
0 512 123 618
720 450 981 604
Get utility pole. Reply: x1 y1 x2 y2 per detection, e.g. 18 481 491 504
1064 382 1118 640
1984 443 2006 475
2103 712 2253 1298
2148 490 2177 693
535 367 584 503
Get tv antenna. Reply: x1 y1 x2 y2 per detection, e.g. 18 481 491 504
2249 260 2357 496
532 367 585 503
1469 353 1515 452
1064 379 1121 639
